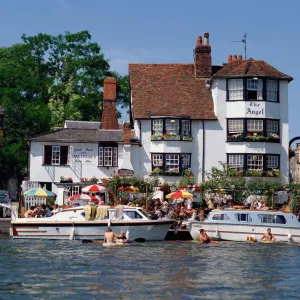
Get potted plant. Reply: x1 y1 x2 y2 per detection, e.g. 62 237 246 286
227 133 243 141
164 168 180 176
89 176 98 183
151 133 164 141
267 133 280 142
246 132 266 142
272 169 280 177
60 176 73 183
151 167 163 176
245 170 264 177
163 132 181 141
181 135 193 141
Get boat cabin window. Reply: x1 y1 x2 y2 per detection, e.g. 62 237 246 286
212 213 230 221
258 214 286 224
137 209 148 218
124 211 143 219
235 213 252 222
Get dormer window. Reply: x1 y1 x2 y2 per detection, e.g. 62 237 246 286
151 118 192 137
227 78 279 102
247 79 263 100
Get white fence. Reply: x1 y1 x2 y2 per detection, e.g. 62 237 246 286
24 197 47 210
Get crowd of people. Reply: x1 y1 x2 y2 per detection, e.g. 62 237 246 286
24 204 61 218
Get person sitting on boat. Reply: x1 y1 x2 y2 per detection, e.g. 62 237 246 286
261 228 276 241
24 206 35 218
104 227 123 243
52 204 61 215
41 204 52 217
154 206 163 219
199 229 211 244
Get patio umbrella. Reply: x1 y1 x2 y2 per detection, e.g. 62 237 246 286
68 194 99 201
166 191 193 199
81 184 106 193
24 188 56 197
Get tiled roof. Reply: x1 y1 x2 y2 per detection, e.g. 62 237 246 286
215 58 293 81
129 64 216 120
29 129 124 143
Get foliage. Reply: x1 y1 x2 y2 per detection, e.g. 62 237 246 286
0 31 129 187
202 162 284 204
179 168 195 187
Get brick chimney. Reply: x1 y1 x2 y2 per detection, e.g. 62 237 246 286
123 121 132 145
100 77 119 130
194 32 212 78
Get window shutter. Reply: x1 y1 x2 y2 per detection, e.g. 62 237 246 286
60 146 69 165
44 146 52 165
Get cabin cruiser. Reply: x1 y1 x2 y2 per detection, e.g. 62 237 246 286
10 205 174 241
185 209 300 243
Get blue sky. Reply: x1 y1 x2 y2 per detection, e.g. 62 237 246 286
0 0 299 140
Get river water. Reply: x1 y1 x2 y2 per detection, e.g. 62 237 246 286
0 237 300 299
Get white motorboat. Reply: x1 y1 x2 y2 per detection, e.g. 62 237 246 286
10 205 174 241
185 209 300 243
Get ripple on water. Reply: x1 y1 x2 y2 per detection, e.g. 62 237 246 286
1 237 300 299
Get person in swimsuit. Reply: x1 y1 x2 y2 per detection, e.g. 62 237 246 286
261 228 276 241
104 227 123 243
199 229 211 243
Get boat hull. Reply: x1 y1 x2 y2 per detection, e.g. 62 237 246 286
187 221 300 243
11 220 173 241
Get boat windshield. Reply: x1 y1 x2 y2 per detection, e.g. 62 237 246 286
124 210 144 219
137 209 148 218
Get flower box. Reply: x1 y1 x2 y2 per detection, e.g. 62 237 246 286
182 136 193 141
151 134 164 141
245 135 266 142
163 135 181 141
245 170 264 177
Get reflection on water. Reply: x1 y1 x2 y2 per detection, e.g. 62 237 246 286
0 237 300 299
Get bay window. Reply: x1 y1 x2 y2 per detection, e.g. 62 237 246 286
227 118 280 142
227 78 279 102
165 119 179 135
99 143 118 167
227 154 280 176
266 80 278 102
151 153 191 175
228 79 243 100
44 145 69 165
247 155 263 170
228 155 244 170
152 119 163 134
247 79 263 100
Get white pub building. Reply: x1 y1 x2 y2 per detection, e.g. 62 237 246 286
28 33 293 203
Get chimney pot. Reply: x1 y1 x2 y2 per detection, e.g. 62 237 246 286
228 55 232 63
233 55 237 61
203 32 209 45
238 55 242 60
197 36 202 45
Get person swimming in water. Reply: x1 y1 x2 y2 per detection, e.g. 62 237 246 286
104 227 123 243
199 229 211 243
261 228 276 241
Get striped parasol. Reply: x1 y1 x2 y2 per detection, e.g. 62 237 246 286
166 191 193 199
24 188 56 198
81 184 106 193
68 194 99 201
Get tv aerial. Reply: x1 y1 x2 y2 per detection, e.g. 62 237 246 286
233 33 247 59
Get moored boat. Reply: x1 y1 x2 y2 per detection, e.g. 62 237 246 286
10 205 174 241
185 209 300 243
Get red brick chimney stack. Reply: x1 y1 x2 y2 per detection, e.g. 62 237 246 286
100 77 119 130
123 121 132 145
228 55 232 63
232 55 237 61
194 32 212 78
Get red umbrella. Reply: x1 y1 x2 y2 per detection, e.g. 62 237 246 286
69 194 99 201
81 184 106 193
